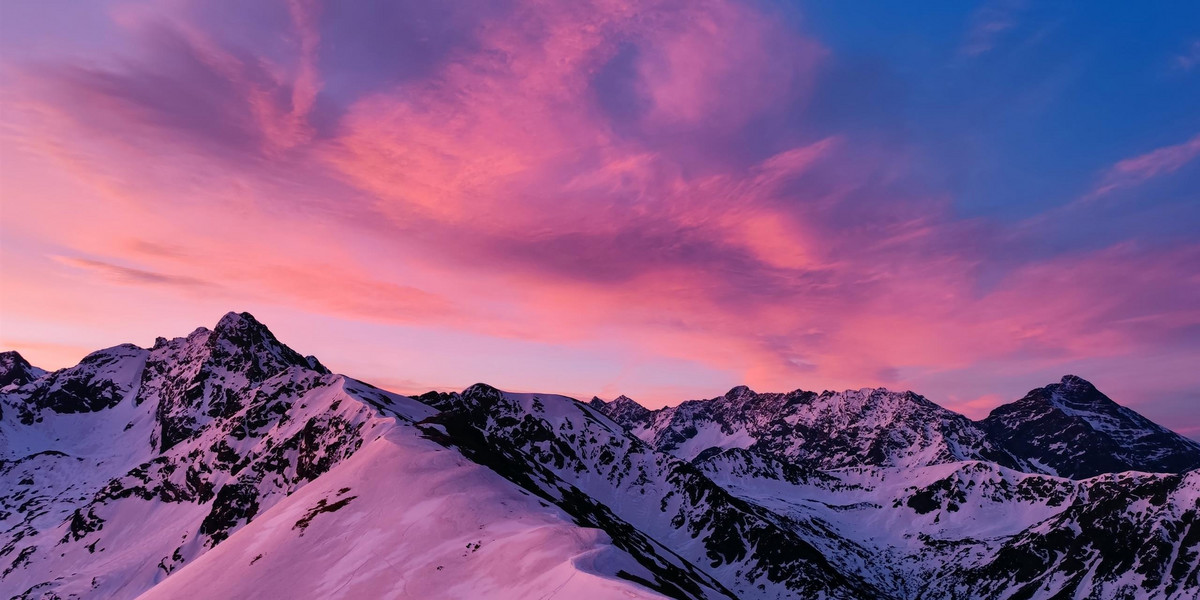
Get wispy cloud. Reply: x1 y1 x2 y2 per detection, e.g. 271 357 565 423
53 256 215 289
1088 132 1200 199
1174 39 1200 72
960 0 1025 57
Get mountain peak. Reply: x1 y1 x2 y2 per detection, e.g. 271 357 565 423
462 383 504 405
0 350 33 372
588 393 651 427
1032 375 1111 410
213 311 269 338
588 394 643 408
982 376 1200 478
0 350 44 388
202 311 311 369
1056 374 1099 394
724 385 755 400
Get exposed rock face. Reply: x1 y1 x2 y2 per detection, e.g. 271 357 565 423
589 394 652 425
427 384 880 599
0 352 45 390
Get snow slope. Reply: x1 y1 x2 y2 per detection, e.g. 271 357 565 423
693 452 1200 599
136 425 674 600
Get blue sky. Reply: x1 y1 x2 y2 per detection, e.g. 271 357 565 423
802 0 1199 222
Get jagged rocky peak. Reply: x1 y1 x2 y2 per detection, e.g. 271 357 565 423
817 386 932 409
459 382 508 409
589 394 651 426
207 312 317 370
153 311 324 381
1059 373 1095 389
1024 374 1111 409
0 349 32 373
6 344 149 424
982 374 1200 479
211 311 281 344
0 350 45 388
303 354 329 374
724 385 755 400
593 382 1029 470
612 394 646 407
136 312 335 451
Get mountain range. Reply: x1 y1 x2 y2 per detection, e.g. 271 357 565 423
2 313 1198 599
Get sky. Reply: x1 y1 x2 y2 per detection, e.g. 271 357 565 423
0 0 1198 436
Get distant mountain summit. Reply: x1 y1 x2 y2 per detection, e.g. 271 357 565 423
588 394 651 425
982 374 1200 479
0 351 46 389
593 375 1200 481
593 384 1026 471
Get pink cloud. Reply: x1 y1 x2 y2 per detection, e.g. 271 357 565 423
1088 132 1200 198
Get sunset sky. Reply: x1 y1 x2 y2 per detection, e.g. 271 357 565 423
1 1 1197 435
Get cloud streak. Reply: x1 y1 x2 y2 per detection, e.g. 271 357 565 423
1175 40 1200 72
960 0 1025 57
1088 133 1200 199
52 256 215 289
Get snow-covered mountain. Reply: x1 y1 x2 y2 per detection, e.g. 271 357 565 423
0 352 44 392
589 385 1027 471
981 375 1200 479
3 313 1197 599
420 384 880 599
591 377 1200 481
694 451 1199 599
2 314 719 600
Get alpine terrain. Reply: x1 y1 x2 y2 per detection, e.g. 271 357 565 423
2 313 1198 599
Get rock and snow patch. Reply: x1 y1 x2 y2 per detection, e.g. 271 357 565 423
135 429 672 600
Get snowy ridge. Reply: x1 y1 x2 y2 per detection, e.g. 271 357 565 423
135 426 677 600
594 385 1027 471
422 385 877 599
